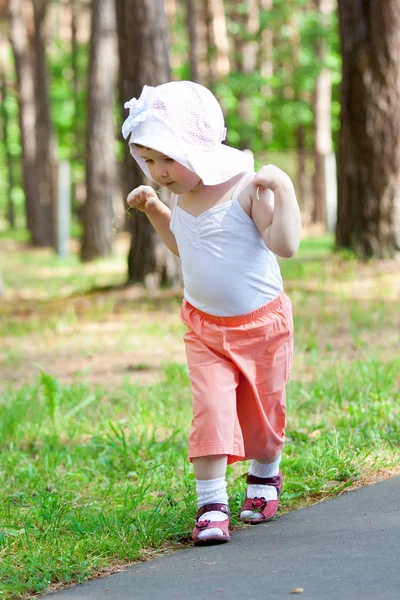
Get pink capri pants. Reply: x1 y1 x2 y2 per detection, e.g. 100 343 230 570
180 292 293 465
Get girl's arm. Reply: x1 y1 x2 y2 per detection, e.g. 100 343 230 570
127 185 180 257
250 165 301 258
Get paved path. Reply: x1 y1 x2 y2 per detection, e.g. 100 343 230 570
46 475 400 600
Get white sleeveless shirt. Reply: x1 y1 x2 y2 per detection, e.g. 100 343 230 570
170 173 283 316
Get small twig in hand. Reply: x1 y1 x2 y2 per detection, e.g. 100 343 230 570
111 206 133 236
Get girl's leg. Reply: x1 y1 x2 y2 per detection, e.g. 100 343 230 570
193 455 228 480
240 453 282 521
192 455 229 542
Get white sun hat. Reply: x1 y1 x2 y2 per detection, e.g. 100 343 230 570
122 81 254 186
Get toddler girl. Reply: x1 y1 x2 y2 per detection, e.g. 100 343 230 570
122 81 301 545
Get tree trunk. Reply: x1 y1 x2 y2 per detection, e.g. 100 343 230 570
291 7 312 219
185 0 199 82
80 0 118 261
205 0 230 83
336 0 400 258
8 0 40 242
195 0 211 85
0 68 16 229
296 125 312 222
241 0 259 74
259 0 273 82
313 0 333 227
258 0 273 140
313 66 331 225
0 266 4 297
235 0 259 148
228 0 245 72
70 0 80 157
33 0 57 247
116 0 181 285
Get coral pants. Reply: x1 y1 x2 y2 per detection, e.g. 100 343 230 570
180 292 293 465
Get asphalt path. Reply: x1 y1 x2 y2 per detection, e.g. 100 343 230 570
45 475 400 600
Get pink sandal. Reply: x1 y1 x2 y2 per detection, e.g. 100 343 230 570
240 472 283 524
192 503 230 545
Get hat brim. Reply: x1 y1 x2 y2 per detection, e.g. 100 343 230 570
128 118 254 186
185 144 254 185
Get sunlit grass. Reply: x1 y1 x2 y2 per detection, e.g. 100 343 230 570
0 236 128 301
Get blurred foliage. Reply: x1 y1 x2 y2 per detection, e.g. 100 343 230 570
49 39 88 161
209 1 341 153
0 0 340 227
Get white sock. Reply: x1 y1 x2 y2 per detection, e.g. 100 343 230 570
196 477 229 540
240 457 281 521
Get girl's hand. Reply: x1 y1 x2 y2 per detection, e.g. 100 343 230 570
127 185 160 212
254 165 293 196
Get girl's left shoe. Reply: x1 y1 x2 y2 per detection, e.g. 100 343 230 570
240 472 283 524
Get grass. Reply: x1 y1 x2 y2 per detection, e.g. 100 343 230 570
0 232 399 599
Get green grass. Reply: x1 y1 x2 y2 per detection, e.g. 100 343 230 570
1 251 127 299
1 361 399 598
1 233 400 598
279 233 359 282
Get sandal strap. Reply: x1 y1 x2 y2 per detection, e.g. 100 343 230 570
246 474 282 488
196 503 230 520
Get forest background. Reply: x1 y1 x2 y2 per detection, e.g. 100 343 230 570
0 1 399 599
0 0 342 283
1 0 400 276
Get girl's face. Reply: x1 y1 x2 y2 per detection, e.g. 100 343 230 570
138 147 204 194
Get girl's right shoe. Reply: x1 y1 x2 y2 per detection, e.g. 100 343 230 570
192 503 230 545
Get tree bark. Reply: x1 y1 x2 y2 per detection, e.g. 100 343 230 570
8 0 40 242
0 266 4 297
80 0 118 261
227 0 244 72
0 68 15 229
185 0 199 82
259 0 273 82
296 125 312 222
313 0 333 227
32 0 56 247
205 0 230 83
242 0 259 74
70 0 80 156
237 0 259 147
195 0 211 85
116 0 181 285
336 0 400 258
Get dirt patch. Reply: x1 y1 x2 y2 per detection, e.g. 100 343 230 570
2 279 400 391
2 253 400 390
345 466 400 491
1 286 188 389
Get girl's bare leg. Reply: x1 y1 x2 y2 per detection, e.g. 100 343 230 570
192 454 227 480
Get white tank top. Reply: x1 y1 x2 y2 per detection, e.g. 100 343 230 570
170 173 283 316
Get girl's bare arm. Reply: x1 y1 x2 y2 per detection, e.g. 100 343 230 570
127 186 180 257
250 166 301 258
